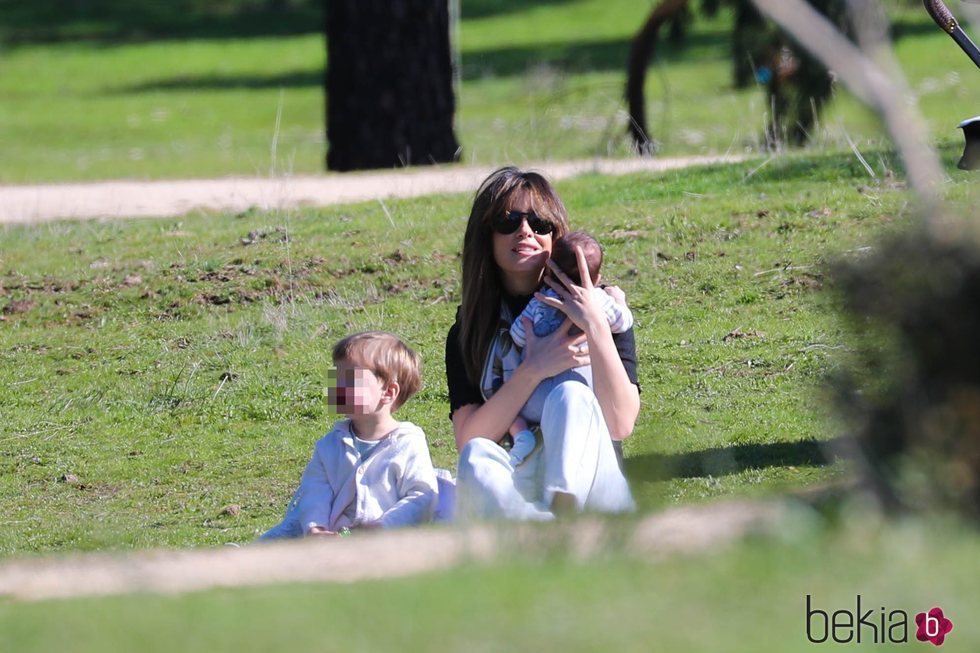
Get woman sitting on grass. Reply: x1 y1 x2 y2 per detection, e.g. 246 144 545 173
445 166 639 520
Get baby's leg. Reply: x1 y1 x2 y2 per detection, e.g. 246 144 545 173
550 365 593 389
519 377 555 425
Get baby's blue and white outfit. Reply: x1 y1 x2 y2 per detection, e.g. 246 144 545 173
505 288 634 466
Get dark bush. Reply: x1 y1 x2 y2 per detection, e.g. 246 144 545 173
833 223 980 521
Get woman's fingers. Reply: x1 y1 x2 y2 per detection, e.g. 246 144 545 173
534 289 563 310
522 316 539 353
545 245 592 292
555 321 588 352
540 275 568 300
546 258 577 293
574 245 593 290
528 313 579 343
521 314 587 378
521 316 534 335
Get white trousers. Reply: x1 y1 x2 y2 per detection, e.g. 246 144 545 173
455 381 635 521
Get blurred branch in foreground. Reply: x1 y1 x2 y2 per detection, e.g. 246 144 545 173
754 0 980 523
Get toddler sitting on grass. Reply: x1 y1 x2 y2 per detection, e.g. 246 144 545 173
260 331 440 538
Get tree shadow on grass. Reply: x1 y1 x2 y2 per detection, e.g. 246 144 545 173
624 438 840 482
461 0 580 21
4 0 944 52
119 70 324 93
457 34 734 80
0 0 323 44
112 30 731 94
0 0 582 44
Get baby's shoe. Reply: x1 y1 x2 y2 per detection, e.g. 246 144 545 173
509 429 536 466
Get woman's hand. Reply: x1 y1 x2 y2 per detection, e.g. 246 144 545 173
538 245 607 333
535 245 640 440
520 317 590 383
452 317 586 448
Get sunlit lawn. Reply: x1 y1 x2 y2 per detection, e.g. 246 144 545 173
0 1 977 181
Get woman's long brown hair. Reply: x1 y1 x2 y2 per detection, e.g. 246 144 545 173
458 167 570 383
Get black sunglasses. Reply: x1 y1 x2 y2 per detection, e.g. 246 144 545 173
491 210 555 236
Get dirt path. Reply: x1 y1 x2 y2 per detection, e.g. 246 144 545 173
0 155 744 224
0 500 790 602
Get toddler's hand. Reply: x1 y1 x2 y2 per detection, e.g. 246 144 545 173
306 525 338 537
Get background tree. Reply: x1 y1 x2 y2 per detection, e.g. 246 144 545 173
626 0 851 152
625 0 689 154
326 0 461 171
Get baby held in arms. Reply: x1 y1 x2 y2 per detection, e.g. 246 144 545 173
506 230 634 466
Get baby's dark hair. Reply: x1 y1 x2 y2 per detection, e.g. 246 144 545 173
550 230 603 286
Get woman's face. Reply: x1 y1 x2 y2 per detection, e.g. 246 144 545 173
492 191 553 295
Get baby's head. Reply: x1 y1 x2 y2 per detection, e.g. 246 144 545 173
329 331 422 414
549 230 603 286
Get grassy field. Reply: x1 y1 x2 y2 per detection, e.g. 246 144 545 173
2 518 978 651
3 2 980 649
2 150 977 554
1 1 979 181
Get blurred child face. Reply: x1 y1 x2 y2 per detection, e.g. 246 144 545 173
327 359 388 415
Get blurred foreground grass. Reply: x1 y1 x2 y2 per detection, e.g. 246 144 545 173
1 516 977 652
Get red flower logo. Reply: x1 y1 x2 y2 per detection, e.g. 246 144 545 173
915 607 953 646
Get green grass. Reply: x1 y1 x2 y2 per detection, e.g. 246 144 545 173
2 518 979 651
1 1 978 181
3 2 980 646
3 150 977 554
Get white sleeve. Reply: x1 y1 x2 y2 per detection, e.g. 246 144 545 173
295 439 337 532
378 433 438 528
596 289 634 333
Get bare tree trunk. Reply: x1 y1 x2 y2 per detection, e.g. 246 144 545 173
625 0 689 155
325 0 460 171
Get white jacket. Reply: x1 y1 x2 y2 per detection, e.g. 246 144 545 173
260 419 438 538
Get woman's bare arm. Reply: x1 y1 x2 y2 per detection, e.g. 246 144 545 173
579 317 640 440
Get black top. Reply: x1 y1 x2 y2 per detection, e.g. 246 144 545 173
445 293 640 419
